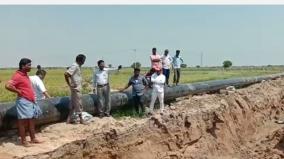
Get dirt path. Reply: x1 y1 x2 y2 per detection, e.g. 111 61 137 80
0 117 142 158
1 78 284 159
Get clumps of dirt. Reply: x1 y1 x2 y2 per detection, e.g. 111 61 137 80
0 117 141 158
1 78 284 159
249 127 284 159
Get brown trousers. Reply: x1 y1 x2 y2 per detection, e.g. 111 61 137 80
69 89 83 115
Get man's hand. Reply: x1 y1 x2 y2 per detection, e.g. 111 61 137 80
143 87 149 93
5 83 22 95
16 89 22 96
43 92 52 99
70 85 77 89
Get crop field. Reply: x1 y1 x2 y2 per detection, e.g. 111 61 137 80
0 66 283 103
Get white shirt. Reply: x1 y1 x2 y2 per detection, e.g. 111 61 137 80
93 67 117 86
172 56 184 69
161 55 173 69
151 73 166 93
29 75 47 100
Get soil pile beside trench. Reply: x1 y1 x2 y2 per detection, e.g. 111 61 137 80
1 78 284 159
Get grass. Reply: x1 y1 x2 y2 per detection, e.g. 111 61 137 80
0 66 283 103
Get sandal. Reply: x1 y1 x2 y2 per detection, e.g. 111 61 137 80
30 139 44 144
22 141 33 147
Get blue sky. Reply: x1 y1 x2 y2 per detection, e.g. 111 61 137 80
0 5 284 67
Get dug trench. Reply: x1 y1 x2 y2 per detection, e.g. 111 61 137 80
1 78 284 159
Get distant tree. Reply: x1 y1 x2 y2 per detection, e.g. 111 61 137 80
223 60 233 69
131 62 141 68
108 64 112 68
196 65 200 68
181 64 187 68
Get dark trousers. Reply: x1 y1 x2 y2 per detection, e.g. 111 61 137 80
162 68 170 85
173 68 181 84
97 85 111 116
133 94 145 114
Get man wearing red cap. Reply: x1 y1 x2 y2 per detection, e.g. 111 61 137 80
149 68 166 115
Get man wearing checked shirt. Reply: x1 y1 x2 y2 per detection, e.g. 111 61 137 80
93 60 121 117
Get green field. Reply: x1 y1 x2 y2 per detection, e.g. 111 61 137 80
0 66 283 103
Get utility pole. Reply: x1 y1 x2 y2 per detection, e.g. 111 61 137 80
133 49 137 68
200 52 203 67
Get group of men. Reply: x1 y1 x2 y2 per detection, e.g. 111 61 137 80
65 56 123 124
5 48 184 146
150 48 184 86
121 48 184 116
148 48 184 114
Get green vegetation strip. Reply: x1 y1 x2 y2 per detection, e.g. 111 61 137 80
0 67 283 103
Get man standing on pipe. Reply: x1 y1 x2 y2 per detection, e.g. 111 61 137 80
93 60 122 118
172 50 184 86
64 54 87 124
5 58 43 147
150 47 162 72
161 49 173 86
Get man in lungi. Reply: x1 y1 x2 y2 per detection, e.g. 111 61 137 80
5 58 43 146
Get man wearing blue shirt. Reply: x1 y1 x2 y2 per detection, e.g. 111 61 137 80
172 50 184 86
120 68 148 115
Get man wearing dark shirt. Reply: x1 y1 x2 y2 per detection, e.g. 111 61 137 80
120 68 148 114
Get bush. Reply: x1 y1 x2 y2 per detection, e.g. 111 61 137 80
181 64 187 68
131 62 141 68
223 60 232 69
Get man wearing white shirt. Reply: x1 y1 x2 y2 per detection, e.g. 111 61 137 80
149 69 166 114
161 49 173 86
29 67 51 100
172 50 184 86
93 60 121 117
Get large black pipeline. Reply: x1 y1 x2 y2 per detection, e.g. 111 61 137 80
1 72 284 132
